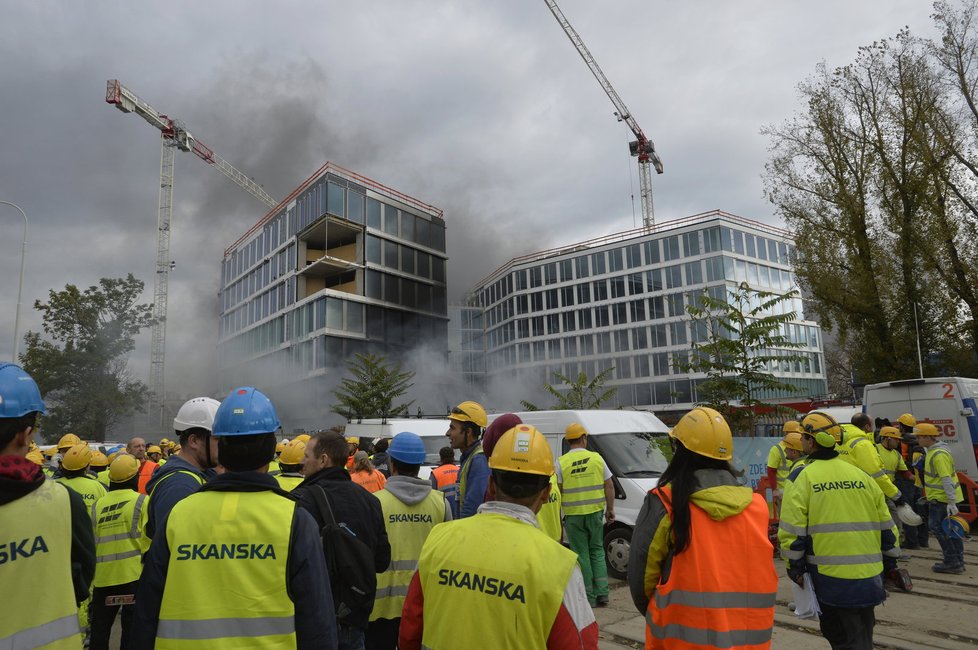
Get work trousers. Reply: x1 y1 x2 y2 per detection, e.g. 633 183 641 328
365 617 400 650
338 623 366 650
565 509 608 603
928 502 965 567
817 602 875 650
90 582 137 650
899 481 928 547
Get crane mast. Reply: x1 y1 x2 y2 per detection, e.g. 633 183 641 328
543 0 664 229
105 79 278 430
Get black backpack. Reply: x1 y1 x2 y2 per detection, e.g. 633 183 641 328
310 486 377 621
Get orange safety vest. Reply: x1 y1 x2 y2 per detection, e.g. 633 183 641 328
646 486 777 650
431 463 459 489
350 469 386 493
137 460 159 495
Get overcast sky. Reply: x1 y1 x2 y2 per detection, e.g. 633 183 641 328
0 1 939 399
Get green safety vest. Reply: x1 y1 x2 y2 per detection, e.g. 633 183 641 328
457 443 484 514
158 489 296 649
92 490 149 588
779 457 896 581
0 480 82 649
537 473 563 542
416 511 578 649
371 487 446 621
558 449 606 516
923 444 963 504
274 473 304 493
57 475 107 514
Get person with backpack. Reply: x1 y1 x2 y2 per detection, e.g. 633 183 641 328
294 430 392 650
133 387 337 649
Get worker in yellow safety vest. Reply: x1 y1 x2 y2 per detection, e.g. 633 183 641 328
558 422 615 608
837 413 908 509
767 421 802 493
0 363 95 649
445 400 490 519
779 411 900 648
368 432 451 649
274 440 306 492
89 454 150 650
915 423 966 574
57 443 109 510
399 424 599 650
132 386 338 649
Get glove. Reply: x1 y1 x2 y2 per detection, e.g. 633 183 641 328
947 503 959 517
787 562 807 587
892 493 906 507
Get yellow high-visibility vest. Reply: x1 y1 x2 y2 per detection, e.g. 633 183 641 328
92 489 149 588
766 442 790 490
537 473 563 542
56 475 107 513
274 473 304 492
923 444 963 504
559 449 606 516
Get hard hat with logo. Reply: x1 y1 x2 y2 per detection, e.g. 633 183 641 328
173 397 222 433
448 401 488 428
109 454 140 483
389 432 427 465
58 433 81 451
280 440 306 465
147 445 162 455
90 450 109 468
0 363 47 418
942 514 970 540
783 421 803 435
565 423 588 440
61 443 93 471
801 411 843 447
26 450 44 465
879 426 902 440
782 431 804 451
913 423 940 437
211 387 280 437
489 424 554 476
670 407 733 461
898 413 917 428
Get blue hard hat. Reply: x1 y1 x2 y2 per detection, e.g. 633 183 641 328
388 431 426 464
0 363 47 418
211 387 280 436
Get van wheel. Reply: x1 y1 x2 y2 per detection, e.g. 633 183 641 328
604 526 631 580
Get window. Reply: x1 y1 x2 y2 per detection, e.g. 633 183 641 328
615 329 630 352
516 294 528 314
544 263 557 285
517 319 529 338
384 205 399 235
626 244 642 268
616 357 632 379
327 182 345 217
530 267 542 288
547 314 560 335
665 265 683 289
580 334 594 356
630 299 646 321
591 252 606 275
347 192 364 224
768 239 779 263
577 283 591 304
685 261 703 285
632 326 648 349
612 302 628 325
663 235 681 261
649 296 665 319
401 247 416 274
646 268 663 292
417 252 431 278
703 227 721 253
745 234 756 257
608 248 624 272
579 309 593 329
756 237 768 260
562 311 576 332
561 286 575 307
595 306 610 327
705 256 724 282
367 198 381 229
384 240 398 268
559 260 573 282
564 336 577 357
366 235 381 264
596 332 612 354
532 316 545 336
634 355 650 377
628 273 644 295
667 293 684 317
575 256 589 278
546 289 559 310
733 229 744 254
650 324 668 347
682 232 700 256
610 276 626 298
514 269 527 290
652 352 670 376
531 292 543 311
592 279 608 301
644 240 660 264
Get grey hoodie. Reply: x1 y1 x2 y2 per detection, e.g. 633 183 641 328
384 475 454 522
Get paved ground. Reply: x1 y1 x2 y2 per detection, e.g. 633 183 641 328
595 537 978 649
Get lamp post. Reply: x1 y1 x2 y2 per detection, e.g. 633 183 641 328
0 201 28 363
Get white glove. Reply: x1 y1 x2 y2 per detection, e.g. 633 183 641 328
947 503 959 517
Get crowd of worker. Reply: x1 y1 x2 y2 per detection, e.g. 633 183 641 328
1 357 970 650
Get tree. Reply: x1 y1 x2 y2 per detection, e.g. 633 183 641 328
21 274 154 442
763 1 978 382
331 353 415 420
520 367 618 411
681 283 806 435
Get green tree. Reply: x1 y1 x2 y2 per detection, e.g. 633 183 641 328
681 283 806 435
331 353 415 419
520 367 618 411
21 274 154 442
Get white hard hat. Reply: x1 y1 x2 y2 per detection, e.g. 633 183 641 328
173 397 222 433
896 503 923 527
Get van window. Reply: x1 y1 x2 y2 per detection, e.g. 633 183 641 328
563 433 669 477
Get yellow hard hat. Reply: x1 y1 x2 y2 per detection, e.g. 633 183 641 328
109 454 140 483
275 441 286 454
449 401 488 428
801 411 843 447
783 431 804 451
898 413 917 428
172 444 181 452
147 445 162 455
913 422 940 437
879 426 902 440
26 450 44 466
670 407 733 460
783 421 803 435
106 451 120 464
345 436 359 445
280 440 306 465
160 437 171 447
57 433 81 451
293 434 311 444
28 440 39 451
61 443 92 471
43 447 57 458
90 450 109 468
488 424 554 476
565 422 588 440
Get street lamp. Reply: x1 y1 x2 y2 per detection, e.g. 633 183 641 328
0 201 28 363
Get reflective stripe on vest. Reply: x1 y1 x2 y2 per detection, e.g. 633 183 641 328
768 443 790 489
431 464 459 489
417 512 578 649
923 446 962 503
158 489 296 649
457 444 484 513
646 485 776 650
559 450 605 515
0 480 82 649
93 491 149 588
371 488 446 621
149 469 205 498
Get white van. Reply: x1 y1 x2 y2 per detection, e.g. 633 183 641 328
862 377 978 478
343 418 453 481
492 410 670 579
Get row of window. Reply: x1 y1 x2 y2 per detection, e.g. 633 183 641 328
365 235 446 283
364 270 448 314
222 244 297 312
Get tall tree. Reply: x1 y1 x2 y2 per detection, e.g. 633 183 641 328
21 274 154 442
681 283 807 435
331 353 415 419
520 367 618 411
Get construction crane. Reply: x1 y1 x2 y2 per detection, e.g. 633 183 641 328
105 79 278 429
543 0 664 229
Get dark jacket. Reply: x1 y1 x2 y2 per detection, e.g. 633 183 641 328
292 466 392 630
132 471 337 650
1 455 96 605
144 454 216 539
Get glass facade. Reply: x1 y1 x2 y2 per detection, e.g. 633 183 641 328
217 165 448 391
457 211 826 412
